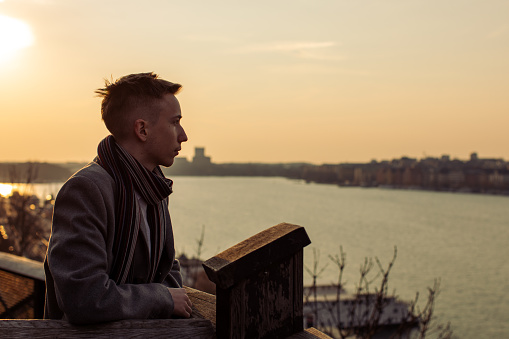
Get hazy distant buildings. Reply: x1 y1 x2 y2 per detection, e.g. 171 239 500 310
2 150 507 195
300 152 509 194
164 147 305 178
166 147 214 175
192 147 211 166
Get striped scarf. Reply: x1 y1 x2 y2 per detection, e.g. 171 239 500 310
96 135 173 285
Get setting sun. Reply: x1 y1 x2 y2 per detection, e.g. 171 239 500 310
0 14 33 62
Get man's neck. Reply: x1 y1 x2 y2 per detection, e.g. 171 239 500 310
116 139 155 172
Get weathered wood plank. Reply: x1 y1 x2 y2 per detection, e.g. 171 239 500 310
209 223 311 338
286 328 333 339
0 252 44 281
0 318 215 338
203 223 311 289
185 286 216 328
0 266 45 319
0 287 216 337
215 251 305 338
292 249 304 333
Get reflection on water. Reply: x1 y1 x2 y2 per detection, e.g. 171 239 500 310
0 183 60 199
0 183 13 197
0 183 39 197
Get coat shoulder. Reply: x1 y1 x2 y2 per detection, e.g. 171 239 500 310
68 161 113 189
56 161 115 202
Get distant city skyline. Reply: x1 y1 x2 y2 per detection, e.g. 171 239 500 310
2 149 508 166
174 148 507 165
1 1 508 164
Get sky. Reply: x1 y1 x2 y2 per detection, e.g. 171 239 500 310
0 0 508 165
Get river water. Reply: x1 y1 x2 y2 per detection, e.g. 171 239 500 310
19 177 509 338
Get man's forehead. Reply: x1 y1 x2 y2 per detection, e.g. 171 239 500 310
158 94 181 116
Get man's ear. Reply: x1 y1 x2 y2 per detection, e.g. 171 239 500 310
134 119 148 141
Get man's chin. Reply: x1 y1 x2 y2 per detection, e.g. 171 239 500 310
162 158 175 168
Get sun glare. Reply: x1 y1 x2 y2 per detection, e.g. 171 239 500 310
0 14 34 62
0 183 13 196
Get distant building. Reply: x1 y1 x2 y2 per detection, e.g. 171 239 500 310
193 147 211 166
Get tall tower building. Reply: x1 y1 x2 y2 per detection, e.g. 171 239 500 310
193 147 211 166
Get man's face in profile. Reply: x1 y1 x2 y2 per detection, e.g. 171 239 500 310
143 93 188 169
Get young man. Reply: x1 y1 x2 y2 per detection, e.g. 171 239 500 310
44 72 192 324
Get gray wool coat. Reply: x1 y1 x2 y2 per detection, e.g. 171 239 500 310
44 161 183 324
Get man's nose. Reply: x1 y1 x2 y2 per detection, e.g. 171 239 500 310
179 127 188 143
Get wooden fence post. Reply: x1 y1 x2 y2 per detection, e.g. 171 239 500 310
203 223 311 339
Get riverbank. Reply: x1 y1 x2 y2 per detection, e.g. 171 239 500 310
3 152 508 196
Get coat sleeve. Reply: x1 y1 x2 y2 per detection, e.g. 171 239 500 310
46 173 175 324
162 258 183 288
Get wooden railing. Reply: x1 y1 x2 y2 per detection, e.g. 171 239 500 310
0 252 45 319
0 223 330 338
203 223 311 338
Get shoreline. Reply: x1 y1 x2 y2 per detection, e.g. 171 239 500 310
2 175 509 198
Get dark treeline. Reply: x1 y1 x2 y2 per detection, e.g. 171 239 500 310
0 162 74 183
164 152 509 195
2 152 508 195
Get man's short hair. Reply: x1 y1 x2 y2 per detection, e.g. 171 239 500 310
95 72 182 140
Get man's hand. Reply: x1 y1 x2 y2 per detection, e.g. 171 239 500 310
168 288 193 318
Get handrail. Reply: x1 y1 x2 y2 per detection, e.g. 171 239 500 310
203 223 312 338
0 223 330 338
0 252 44 281
0 252 45 319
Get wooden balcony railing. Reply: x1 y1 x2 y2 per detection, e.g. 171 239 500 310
0 223 330 338
0 251 45 319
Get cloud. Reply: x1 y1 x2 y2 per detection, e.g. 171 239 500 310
241 41 337 52
183 34 233 44
263 63 371 76
231 41 344 61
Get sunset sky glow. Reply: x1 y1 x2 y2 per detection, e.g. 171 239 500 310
1 0 508 164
